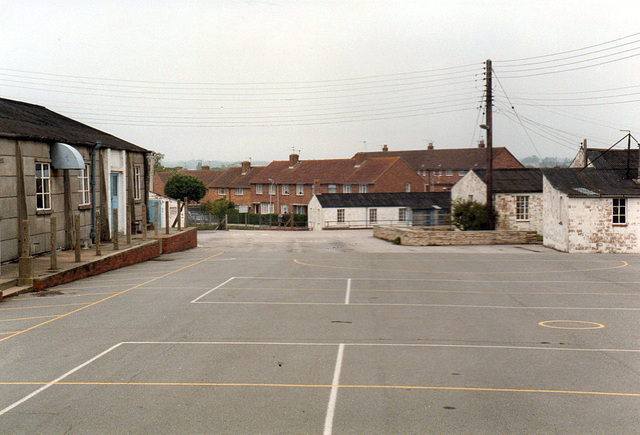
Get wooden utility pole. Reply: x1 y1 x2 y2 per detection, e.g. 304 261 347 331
485 59 494 230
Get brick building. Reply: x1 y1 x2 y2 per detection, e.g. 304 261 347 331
249 154 425 215
352 142 524 192
208 161 265 206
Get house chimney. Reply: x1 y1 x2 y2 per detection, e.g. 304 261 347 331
289 153 299 168
201 165 210 171
241 161 251 174
582 138 588 169
427 142 434 150
354 153 366 167
382 144 388 152
478 139 485 149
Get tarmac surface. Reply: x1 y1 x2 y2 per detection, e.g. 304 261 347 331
0 229 639 433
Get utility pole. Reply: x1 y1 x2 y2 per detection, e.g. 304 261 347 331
484 59 494 230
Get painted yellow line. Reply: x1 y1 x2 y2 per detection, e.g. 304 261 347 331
0 331 20 335
20 292 119 299
293 259 629 275
0 303 89 311
539 320 605 330
0 381 637 397
0 251 224 343
0 315 59 323
217 287 640 296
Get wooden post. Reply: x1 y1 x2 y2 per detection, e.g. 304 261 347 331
183 197 188 230
50 216 57 270
142 203 147 240
177 200 182 231
74 214 81 262
18 220 33 285
154 205 159 238
113 208 119 250
95 211 102 256
165 201 170 235
126 205 132 246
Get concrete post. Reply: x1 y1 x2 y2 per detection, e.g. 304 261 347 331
126 205 132 246
74 214 81 262
113 208 119 250
142 203 147 241
49 216 58 271
18 220 33 285
165 201 170 235
95 211 102 256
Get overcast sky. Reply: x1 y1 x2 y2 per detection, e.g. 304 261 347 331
2 1 639 164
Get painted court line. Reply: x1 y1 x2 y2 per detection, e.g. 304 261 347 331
232 276 640 284
324 343 345 435
345 279 351 305
190 277 236 303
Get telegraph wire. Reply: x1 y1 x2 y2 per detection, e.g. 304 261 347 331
496 52 640 78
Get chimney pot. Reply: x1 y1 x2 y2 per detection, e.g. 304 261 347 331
382 144 388 152
427 142 434 150
478 140 485 149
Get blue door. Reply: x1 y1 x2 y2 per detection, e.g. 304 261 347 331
111 173 119 234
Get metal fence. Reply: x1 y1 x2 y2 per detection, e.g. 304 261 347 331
187 208 308 229
322 214 451 229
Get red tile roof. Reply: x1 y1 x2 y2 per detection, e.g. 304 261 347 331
209 166 265 188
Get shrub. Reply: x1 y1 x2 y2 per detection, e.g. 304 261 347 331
451 199 497 230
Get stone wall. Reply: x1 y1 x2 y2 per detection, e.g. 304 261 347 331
374 226 537 246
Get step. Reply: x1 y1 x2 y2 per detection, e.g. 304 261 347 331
0 284 33 300
0 278 19 291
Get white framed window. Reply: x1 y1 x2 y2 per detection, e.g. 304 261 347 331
269 183 276 195
282 184 290 195
613 198 626 224
295 205 305 214
235 188 244 196
516 195 530 221
218 188 226 195
36 162 51 210
327 184 337 193
359 184 368 193
256 184 263 195
337 209 345 223
446 170 453 176
369 208 377 223
343 184 351 193
79 164 90 206
133 165 142 200
281 204 288 214
458 170 468 176
261 203 274 214
296 184 304 195
399 208 407 222
405 183 411 193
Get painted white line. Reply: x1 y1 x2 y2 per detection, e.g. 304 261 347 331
230 276 640 284
345 279 351 305
191 301 640 310
323 343 345 435
0 342 123 417
190 277 235 303
122 341 640 353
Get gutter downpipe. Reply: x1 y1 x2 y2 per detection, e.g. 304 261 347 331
90 141 102 242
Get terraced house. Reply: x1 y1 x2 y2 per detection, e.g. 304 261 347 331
249 153 425 215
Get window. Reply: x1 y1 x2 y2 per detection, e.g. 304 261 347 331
337 209 345 223
218 188 226 195
399 208 407 222
295 205 306 214
282 184 290 195
36 162 51 210
79 164 90 206
359 184 368 193
235 188 243 196
296 184 304 195
458 170 467 176
405 183 411 193
613 198 626 224
281 204 288 214
516 196 530 221
446 170 453 176
256 184 263 195
261 203 274 214
133 165 142 200
343 184 351 193
369 208 377 223
269 184 276 195
327 184 337 193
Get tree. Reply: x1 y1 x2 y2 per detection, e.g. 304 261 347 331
164 173 207 202
200 199 234 229
451 199 496 230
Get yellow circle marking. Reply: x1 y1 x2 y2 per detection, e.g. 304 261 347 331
293 259 628 275
539 320 605 330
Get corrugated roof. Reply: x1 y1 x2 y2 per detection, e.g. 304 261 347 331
352 147 523 171
0 97 147 152
587 148 639 178
316 192 451 210
543 168 640 197
472 168 543 193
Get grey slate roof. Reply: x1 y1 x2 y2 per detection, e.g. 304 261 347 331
587 149 639 178
543 168 640 197
472 168 543 193
315 192 451 210
0 97 147 152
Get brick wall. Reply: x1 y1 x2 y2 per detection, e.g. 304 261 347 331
374 226 537 246
162 227 197 253
371 159 426 193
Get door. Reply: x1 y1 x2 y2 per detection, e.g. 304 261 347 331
110 173 119 234
149 199 162 228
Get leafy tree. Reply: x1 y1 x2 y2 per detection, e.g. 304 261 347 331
164 173 207 202
451 199 496 230
200 199 234 229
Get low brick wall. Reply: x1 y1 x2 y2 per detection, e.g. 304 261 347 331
33 228 198 291
374 226 537 246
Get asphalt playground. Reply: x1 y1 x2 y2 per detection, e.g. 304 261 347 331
0 230 639 433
